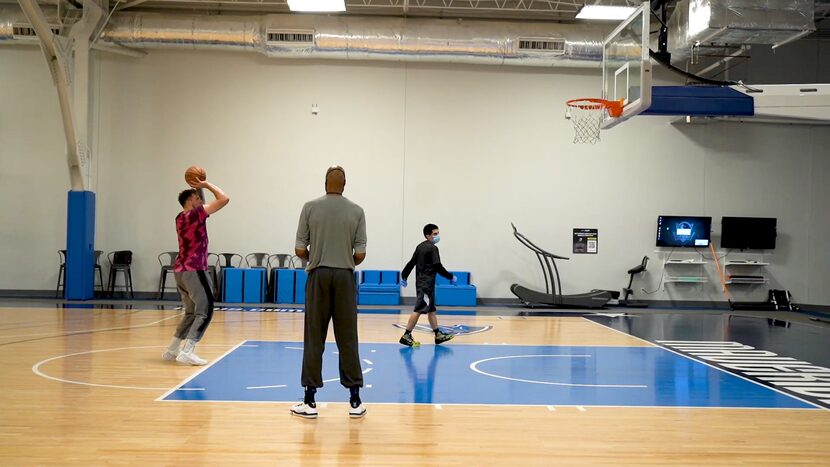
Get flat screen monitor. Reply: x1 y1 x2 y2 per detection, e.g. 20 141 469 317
720 216 777 250
656 215 712 247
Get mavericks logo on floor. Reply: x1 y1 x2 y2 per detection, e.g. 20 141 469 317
393 323 492 335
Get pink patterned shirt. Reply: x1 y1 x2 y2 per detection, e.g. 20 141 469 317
174 205 209 272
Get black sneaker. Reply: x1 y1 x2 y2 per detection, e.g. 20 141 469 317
435 331 454 345
399 333 421 347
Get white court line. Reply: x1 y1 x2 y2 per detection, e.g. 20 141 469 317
240 366 375 390
581 317 828 411
363 359 373 365
470 355 647 388
285 346 303 350
322 367 373 384
155 399 819 410
156 341 248 401
436 404 443 410
31 344 213 391
547 405 556 411
577 406 587 412
1 312 184 339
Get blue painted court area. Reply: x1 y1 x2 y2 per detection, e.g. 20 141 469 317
162 341 814 409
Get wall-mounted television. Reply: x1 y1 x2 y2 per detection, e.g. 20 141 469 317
656 215 712 247
720 216 777 250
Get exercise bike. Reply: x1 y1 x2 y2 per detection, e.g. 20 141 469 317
618 256 649 307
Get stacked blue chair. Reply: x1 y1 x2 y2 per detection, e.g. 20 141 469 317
243 268 267 303
435 271 477 306
272 268 296 304
295 270 308 304
357 270 401 305
222 268 267 303
221 268 244 303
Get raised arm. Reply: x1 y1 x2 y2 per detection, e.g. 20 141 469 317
193 181 229 215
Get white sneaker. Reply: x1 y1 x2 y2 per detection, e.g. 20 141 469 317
176 351 207 366
290 402 318 419
162 349 179 361
349 402 367 418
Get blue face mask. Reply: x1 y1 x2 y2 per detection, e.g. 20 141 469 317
431 235 441 244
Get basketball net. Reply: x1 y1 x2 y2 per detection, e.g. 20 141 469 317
565 99 623 144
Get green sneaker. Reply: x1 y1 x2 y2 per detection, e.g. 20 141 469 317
399 333 420 347
435 331 454 345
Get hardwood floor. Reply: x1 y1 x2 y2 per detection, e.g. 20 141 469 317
0 307 827 465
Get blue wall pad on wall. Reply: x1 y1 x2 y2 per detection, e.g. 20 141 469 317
66 191 96 300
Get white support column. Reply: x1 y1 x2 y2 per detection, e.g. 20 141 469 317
16 0 86 191
70 0 105 189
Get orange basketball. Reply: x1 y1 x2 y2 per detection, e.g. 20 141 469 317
184 166 206 186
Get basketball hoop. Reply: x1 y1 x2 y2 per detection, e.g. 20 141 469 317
565 98 624 144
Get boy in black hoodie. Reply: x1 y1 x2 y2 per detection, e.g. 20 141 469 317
399 223 456 347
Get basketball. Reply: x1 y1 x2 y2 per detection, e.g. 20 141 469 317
184 166 206 186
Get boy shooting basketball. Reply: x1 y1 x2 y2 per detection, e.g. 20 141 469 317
162 175 229 365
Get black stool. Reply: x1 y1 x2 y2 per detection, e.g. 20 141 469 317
107 250 134 298
93 250 105 295
56 250 67 298
157 252 178 299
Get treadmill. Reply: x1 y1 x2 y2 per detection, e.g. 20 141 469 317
510 223 611 309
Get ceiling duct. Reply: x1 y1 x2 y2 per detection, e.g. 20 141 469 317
0 7 609 68
0 8 60 42
669 0 816 62
99 13 607 67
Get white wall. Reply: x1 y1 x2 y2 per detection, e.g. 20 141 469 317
1 46 829 305
0 46 70 290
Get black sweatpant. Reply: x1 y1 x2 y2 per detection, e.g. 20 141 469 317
301 267 363 389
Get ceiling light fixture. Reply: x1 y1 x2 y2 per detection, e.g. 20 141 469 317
575 4 637 21
287 0 346 12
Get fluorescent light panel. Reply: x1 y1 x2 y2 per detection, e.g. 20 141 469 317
287 0 345 12
576 5 637 21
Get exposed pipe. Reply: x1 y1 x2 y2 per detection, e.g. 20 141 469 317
92 12 609 67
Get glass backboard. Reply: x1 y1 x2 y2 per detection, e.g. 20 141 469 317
601 1 652 129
